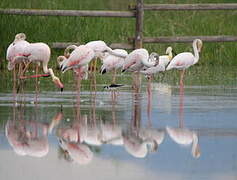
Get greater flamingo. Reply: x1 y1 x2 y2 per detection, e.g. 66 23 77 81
140 46 173 78
100 49 128 84
121 49 159 73
166 39 203 85
14 42 64 91
6 33 30 71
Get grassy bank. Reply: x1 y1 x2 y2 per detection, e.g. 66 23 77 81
0 0 237 70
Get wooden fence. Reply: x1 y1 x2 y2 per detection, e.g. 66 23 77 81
1 1 237 50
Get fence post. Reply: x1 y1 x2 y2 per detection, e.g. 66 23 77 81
135 0 144 49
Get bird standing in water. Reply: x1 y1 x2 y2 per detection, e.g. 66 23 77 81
166 39 203 86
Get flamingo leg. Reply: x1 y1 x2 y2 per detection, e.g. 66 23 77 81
112 69 116 84
35 64 39 103
147 77 152 127
20 61 31 77
13 66 17 102
180 69 185 87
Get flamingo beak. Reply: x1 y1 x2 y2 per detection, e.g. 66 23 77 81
53 78 64 92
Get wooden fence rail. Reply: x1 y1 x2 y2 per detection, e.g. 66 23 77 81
0 8 135 17
1 1 237 49
142 3 237 11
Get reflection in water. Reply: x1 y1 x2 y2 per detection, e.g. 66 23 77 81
4 82 202 165
6 106 49 157
166 84 201 158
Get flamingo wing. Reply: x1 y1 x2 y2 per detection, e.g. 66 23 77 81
166 52 195 70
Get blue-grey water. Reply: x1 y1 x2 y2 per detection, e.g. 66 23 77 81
0 70 237 180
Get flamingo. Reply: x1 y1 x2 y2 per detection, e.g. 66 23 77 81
121 49 159 73
166 39 203 85
100 49 128 84
60 41 127 73
140 46 173 77
14 42 64 91
6 33 30 71
166 126 201 158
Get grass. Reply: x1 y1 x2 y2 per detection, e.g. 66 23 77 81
0 0 237 86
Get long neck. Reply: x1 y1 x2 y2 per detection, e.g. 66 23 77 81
42 61 49 73
191 133 200 158
106 47 127 58
64 45 77 57
193 40 199 64
142 55 156 68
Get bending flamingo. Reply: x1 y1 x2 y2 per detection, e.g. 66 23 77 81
100 49 128 84
14 42 64 91
121 49 159 73
140 46 173 78
166 39 203 85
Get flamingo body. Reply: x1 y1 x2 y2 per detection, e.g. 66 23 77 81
7 39 30 70
100 49 128 73
61 45 95 73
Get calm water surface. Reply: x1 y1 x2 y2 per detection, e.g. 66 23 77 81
0 68 237 180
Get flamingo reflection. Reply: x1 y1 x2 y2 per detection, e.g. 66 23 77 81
57 96 93 165
166 84 201 158
5 107 49 158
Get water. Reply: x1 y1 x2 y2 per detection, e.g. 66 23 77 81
0 68 237 180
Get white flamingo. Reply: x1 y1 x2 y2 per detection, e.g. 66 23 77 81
60 40 127 73
166 39 203 85
14 42 64 91
140 46 173 77
166 126 201 158
6 33 30 71
121 49 159 73
100 49 128 84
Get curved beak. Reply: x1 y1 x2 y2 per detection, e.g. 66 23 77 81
53 78 64 91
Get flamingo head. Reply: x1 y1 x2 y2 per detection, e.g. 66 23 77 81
165 46 172 54
100 67 107 74
52 76 64 92
149 52 159 66
14 33 26 41
57 56 67 69
196 39 203 52
7 61 15 71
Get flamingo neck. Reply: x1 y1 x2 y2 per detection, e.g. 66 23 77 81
191 133 200 158
142 55 157 68
193 40 199 64
168 51 173 60
106 47 127 58
64 45 77 58
42 61 49 74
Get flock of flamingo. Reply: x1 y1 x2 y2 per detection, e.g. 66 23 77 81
5 33 203 164
6 32 203 92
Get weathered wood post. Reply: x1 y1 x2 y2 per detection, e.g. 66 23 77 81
135 0 144 49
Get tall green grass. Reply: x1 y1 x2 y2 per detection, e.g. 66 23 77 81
0 0 237 70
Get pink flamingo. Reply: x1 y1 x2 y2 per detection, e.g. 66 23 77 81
100 49 128 84
166 39 203 86
121 49 159 73
14 42 64 91
6 33 30 71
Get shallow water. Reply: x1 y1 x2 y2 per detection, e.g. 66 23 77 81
0 68 237 180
